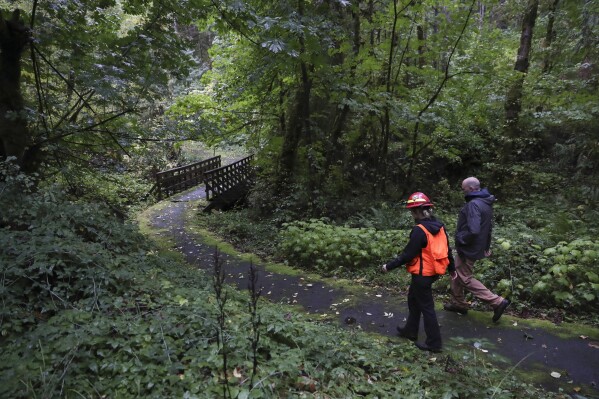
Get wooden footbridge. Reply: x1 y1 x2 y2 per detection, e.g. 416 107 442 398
148 154 254 211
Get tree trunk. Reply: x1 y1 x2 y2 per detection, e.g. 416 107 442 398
378 0 402 196
278 0 313 191
541 0 559 74
504 0 539 136
417 25 425 69
0 10 32 168
404 0 476 190
327 2 360 171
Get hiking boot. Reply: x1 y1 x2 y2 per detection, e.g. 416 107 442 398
492 299 511 322
396 326 417 341
443 303 468 315
415 342 442 353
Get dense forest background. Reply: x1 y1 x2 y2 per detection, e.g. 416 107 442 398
1 0 597 210
1 0 598 397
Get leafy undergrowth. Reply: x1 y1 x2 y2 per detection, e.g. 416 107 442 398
196 201 599 328
0 168 563 398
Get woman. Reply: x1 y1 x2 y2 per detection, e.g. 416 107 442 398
382 192 455 353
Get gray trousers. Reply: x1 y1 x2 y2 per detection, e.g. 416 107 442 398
450 255 504 309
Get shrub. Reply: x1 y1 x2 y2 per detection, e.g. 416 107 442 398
473 231 599 315
346 203 413 230
197 208 280 259
278 218 405 275
0 162 153 336
532 239 599 310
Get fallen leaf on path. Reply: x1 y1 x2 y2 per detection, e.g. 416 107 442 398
550 371 561 378
588 342 599 349
474 342 488 353
579 335 588 340
366 312 372 316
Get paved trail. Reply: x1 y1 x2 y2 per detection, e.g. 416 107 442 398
148 187 599 398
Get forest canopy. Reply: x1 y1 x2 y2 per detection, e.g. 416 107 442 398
0 0 597 212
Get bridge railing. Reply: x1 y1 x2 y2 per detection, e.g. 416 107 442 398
204 155 254 201
150 156 221 199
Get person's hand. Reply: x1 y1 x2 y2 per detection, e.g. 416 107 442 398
484 249 492 257
381 264 388 273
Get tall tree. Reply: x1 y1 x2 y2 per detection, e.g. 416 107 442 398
169 0 598 214
403 0 477 189
278 0 313 184
504 0 539 138
541 0 559 74
0 10 32 169
1 0 203 176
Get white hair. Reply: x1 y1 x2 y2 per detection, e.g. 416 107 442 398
463 177 481 190
422 207 433 218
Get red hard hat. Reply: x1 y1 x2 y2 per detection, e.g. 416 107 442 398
406 192 433 208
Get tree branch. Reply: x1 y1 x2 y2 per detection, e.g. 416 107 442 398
405 0 477 188
416 0 476 120
35 109 134 146
32 44 97 116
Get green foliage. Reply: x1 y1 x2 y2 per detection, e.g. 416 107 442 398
165 91 228 146
485 162 565 198
532 239 599 309
478 234 599 314
5 0 598 219
50 164 154 216
197 208 280 260
346 202 414 230
4 0 204 176
0 169 560 398
278 218 405 275
466 203 599 320
0 163 153 336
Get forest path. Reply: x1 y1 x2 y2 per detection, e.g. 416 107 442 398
145 186 599 398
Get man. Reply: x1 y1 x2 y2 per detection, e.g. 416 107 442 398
444 177 511 322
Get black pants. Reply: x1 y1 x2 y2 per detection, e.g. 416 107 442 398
404 274 442 349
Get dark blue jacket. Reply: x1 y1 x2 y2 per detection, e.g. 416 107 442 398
386 217 455 273
455 188 495 260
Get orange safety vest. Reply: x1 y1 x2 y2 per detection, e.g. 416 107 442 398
406 224 450 276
